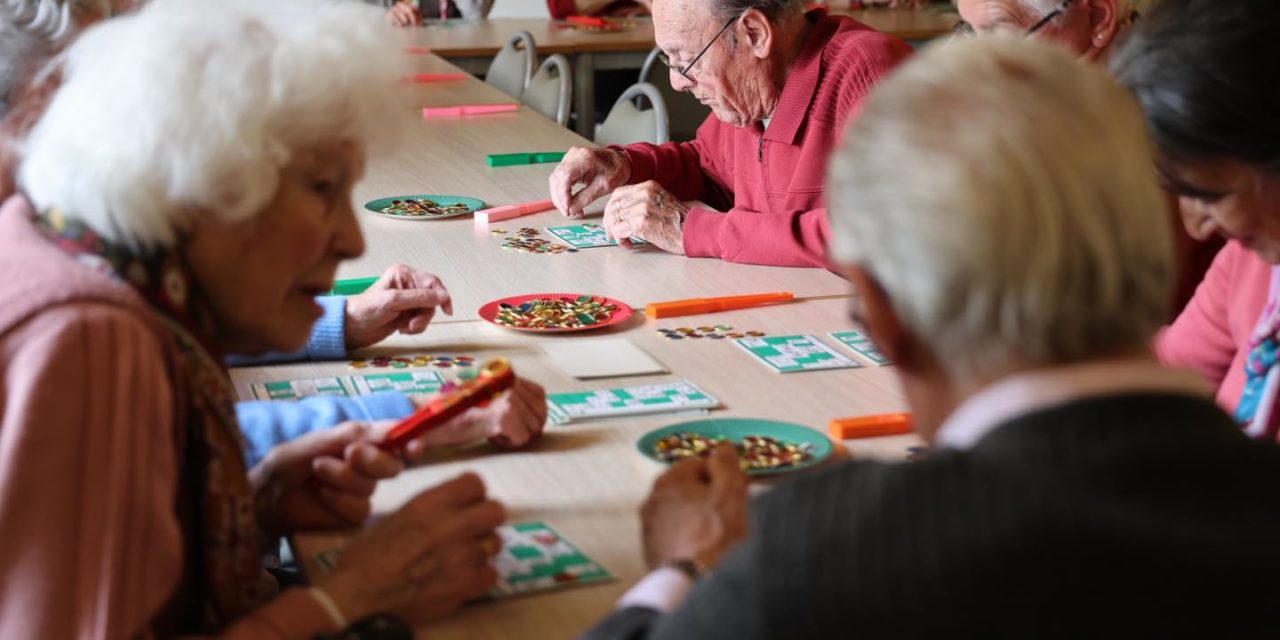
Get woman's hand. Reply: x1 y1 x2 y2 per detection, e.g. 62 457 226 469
399 376 549 456
344 264 453 350
316 472 506 624
249 422 405 537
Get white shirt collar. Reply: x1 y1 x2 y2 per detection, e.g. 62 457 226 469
934 359 1213 451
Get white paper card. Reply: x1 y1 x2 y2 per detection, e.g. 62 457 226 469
542 338 668 379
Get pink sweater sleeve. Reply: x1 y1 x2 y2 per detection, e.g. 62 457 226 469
0 303 339 639
1155 243 1243 389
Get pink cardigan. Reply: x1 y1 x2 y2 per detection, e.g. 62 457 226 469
0 196 336 638
1155 240 1269 413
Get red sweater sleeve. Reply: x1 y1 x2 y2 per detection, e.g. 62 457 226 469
1155 242 1244 388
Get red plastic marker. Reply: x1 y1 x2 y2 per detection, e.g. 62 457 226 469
474 199 555 226
380 358 516 451
422 103 519 118
405 45 433 55
827 413 913 440
404 73 468 83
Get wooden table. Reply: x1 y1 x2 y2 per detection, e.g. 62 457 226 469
233 57 917 639
826 5 960 40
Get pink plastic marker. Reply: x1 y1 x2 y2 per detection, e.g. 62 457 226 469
405 46 432 54
404 73 468 83
474 199 555 226
422 104 519 118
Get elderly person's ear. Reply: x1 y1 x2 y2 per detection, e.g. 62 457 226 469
844 265 910 368
739 9 777 59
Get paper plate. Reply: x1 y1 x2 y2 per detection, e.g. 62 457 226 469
478 293 633 334
637 418 833 477
364 194 484 220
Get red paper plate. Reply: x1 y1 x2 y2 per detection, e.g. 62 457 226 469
478 293 633 333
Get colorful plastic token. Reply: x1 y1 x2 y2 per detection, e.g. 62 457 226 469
478 293 633 333
637 418 833 477
363 195 484 220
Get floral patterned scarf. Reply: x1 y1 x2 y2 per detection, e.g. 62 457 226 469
1234 266 1280 442
35 209 275 631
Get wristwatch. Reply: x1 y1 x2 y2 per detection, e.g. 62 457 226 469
663 557 709 581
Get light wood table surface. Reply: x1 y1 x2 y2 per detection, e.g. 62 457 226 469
233 57 918 639
825 5 960 40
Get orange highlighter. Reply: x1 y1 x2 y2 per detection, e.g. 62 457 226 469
828 413 913 440
644 292 793 319
380 358 516 451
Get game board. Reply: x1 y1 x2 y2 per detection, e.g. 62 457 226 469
250 371 444 401
545 224 645 249
547 380 718 423
828 330 892 366
311 521 611 601
733 334 861 373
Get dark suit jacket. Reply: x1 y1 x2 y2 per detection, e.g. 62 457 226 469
584 393 1280 639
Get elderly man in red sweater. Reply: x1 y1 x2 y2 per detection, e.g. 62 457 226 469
547 0 912 268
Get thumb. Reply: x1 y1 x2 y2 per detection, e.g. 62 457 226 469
374 287 449 314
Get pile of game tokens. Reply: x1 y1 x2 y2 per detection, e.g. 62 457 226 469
495 295 617 329
656 325 766 340
494 228 577 255
348 354 476 369
653 432 815 471
378 198 472 217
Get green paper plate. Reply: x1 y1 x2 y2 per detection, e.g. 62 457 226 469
637 418 833 477
364 194 485 220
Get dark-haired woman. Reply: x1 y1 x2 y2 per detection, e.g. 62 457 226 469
1115 0 1280 441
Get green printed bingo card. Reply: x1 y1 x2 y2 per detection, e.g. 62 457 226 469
250 371 444 401
828 330 892 366
545 224 646 249
733 334 861 374
546 380 718 423
490 521 612 598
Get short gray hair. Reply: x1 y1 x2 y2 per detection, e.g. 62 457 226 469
18 0 412 250
0 0 78 115
1019 0 1150 17
827 37 1172 379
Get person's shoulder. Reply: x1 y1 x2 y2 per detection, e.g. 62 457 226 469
822 15 915 62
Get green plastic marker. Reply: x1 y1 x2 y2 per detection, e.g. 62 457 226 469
329 276 378 296
486 151 567 167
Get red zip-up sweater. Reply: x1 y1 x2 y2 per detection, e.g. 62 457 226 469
616 11 911 268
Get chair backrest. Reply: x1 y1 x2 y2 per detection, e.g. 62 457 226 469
485 30 536 99
595 82 669 146
522 54 572 127
638 47 710 142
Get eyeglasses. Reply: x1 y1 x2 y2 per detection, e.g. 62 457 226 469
657 15 739 82
951 0 1075 37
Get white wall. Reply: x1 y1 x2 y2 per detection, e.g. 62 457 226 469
489 0 550 18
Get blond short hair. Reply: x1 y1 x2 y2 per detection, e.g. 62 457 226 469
827 37 1172 378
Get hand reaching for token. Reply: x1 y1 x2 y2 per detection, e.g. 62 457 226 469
602 180 688 254
344 264 453 350
549 146 632 219
641 442 750 570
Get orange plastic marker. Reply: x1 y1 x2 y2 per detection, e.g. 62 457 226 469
474 199 555 226
644 292 793 319
404 73 467 83
566 15 610 27
827 413 913 440
380 359 516 451
422 103 519 118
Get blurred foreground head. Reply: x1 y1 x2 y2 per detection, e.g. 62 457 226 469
826 36 1172 435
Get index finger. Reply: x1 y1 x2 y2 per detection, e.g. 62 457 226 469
403 472 488 516
707 442 748 495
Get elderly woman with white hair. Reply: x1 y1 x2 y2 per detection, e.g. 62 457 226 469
0 0 512 637
0 0 547 472
583 37 1280 639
